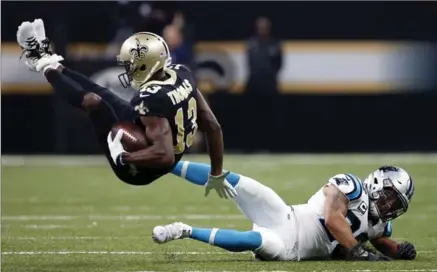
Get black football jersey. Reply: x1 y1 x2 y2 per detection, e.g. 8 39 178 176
130 64 198 157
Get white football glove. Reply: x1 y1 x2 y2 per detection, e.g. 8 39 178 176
204 171 238 199
107 130 127 166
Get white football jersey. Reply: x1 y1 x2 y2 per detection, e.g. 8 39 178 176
292 173 370 259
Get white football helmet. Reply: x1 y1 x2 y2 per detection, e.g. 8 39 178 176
363 166 414 222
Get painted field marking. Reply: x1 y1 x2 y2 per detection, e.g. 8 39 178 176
1 214 246 221
2 251 435 255
3 154 437 167
1 251 245 255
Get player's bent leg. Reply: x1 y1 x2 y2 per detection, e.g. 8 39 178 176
252 227 287 261
61 67 102 91
190 227 262 252
152 222 285 260
61 67 136 121
108 158 170 186
171 161 290 229
234 175 290 229
171 161 240 186
44 68 140 186
46 67 162 186
45 68 126 150
45 68 88 108
152 223 261 252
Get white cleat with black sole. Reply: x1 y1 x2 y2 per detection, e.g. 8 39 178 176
152 222 192 244
16 19 64 72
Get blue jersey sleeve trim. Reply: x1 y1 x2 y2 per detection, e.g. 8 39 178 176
345 174 362 201
383 221 392 237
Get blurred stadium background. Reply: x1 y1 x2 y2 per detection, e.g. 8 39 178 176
2 1 437 154
2 1 437 271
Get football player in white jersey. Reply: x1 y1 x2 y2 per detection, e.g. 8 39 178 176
333 166 416 260
152 161 415 261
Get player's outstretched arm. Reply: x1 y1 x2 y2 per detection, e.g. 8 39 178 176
371 237 416 260
324 184 390 261
121 116 175 168
196 91 223 176
323 184 359 250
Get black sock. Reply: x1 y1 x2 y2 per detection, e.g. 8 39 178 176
45 69 85 108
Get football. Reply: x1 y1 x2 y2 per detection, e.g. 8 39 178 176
111 121 149 152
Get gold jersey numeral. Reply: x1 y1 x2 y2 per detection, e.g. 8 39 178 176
174 97 198 154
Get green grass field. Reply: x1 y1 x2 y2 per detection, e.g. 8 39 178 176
2 154 437 272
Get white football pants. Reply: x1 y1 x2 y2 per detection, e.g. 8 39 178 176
233 175 299 261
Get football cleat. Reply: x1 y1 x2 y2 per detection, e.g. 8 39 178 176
17 21 41 62
32 18 53 55
33 19 46 43
17 20 63 72
152 222 192 244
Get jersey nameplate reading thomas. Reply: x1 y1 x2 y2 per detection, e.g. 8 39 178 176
167 79 193 105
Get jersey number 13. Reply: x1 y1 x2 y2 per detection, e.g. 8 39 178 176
174 97 198 154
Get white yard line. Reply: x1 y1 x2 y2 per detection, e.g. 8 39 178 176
1 214 246 221
24 224 80 229
3 154 437 167
3 236 126 240
3 223 241 230
71 270 437 272
1 251 244 255
2 250 435 255
2 214 433 222
115 270 437 272
353 270 437 272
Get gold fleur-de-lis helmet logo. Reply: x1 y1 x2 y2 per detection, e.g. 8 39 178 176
129 38 149 60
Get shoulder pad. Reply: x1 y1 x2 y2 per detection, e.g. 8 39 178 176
328 173 363 201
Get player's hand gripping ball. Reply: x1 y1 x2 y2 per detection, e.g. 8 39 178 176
111 122 149 152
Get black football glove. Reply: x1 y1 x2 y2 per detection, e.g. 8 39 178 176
367 251 392 261
397 242 416 260
348 244 392 261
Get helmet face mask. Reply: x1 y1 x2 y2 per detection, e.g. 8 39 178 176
117 58 135 88
374 186 409 222
364 166 413 222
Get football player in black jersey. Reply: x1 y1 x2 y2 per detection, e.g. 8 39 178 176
17 19 236 198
